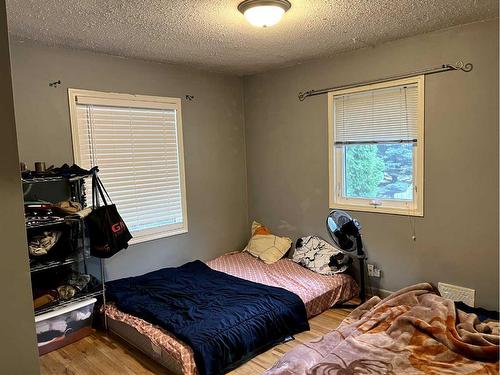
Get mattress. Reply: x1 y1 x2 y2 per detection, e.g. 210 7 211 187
106 259 309 375
105 252 358 375
106 305 196 375
208 252 357 318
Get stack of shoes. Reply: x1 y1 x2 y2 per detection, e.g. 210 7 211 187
33 272 95 307
28 231 62 257
66 273 91 292
25 203 65 228
56 285 76 300
56 272 92 300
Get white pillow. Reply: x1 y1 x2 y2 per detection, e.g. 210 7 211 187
292 236 351 274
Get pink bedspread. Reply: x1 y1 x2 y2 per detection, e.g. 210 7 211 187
208 252 358 318
105 252 358 375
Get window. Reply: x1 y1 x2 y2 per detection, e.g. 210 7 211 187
69 89 188 243
328 76 424 216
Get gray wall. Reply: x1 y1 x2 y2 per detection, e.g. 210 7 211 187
10 42 249 280
0 1 39 372
243 20 499 310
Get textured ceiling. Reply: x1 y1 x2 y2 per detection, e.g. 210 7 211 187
6 0 499 75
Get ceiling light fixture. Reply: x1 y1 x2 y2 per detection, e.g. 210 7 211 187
238 0 291 28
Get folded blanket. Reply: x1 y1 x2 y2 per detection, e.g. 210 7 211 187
265 283 499 374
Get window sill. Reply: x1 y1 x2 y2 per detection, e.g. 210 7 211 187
331 202 423 217
128 227 188 245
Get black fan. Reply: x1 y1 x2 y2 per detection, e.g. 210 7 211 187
326 210 367 303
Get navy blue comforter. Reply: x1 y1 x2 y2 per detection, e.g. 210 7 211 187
106 260 309 375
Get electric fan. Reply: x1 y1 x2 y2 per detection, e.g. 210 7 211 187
326 210 367 303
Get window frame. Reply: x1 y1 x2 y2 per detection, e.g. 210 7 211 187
328 76 425 217
68 88 188 244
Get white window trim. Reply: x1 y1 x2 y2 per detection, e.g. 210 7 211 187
68 88 189 244
328 76 425 217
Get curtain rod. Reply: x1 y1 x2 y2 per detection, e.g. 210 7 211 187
298 61 473 101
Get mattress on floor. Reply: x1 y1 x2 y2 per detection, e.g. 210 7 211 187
208 252 358 318
106 259 309 375
105 252 358 375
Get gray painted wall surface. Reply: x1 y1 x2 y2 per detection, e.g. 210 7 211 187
0 1 39 372
243 20 499 310
10 42 249 280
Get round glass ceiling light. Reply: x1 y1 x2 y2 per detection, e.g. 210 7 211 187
238 0 292 28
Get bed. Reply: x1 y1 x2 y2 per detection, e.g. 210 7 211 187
105 252 358 375
208 252 358 318
264 283 500 374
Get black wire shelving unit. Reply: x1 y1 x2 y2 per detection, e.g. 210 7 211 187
24 174 106 323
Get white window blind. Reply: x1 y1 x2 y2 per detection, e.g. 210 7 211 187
70 90 187 243
334 83 418 144
328 76 424 217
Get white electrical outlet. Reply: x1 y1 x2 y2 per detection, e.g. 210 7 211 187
438 282 475 307
367 264 381 278
367 264 374 276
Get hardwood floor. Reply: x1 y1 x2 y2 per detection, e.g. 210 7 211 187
229 307 352 375
39 307 353 375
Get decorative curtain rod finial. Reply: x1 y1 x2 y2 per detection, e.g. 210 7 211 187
445 61 473 72
455 61 473 72
298 90 314 101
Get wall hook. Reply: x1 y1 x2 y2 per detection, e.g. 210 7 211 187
49 80 61 88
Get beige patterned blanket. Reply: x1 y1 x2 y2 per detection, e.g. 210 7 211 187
265 283 499 374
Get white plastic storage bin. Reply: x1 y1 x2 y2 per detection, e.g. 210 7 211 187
35 298 96 355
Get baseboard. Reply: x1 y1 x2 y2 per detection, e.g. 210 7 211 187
367 287 394 299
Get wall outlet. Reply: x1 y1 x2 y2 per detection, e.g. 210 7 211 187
367 264 374 275
438 282 475 307
367 263 382 278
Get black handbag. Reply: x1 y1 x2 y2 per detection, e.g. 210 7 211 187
85 172 132 258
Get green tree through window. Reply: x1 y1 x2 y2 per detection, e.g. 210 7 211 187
345 145 385 198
